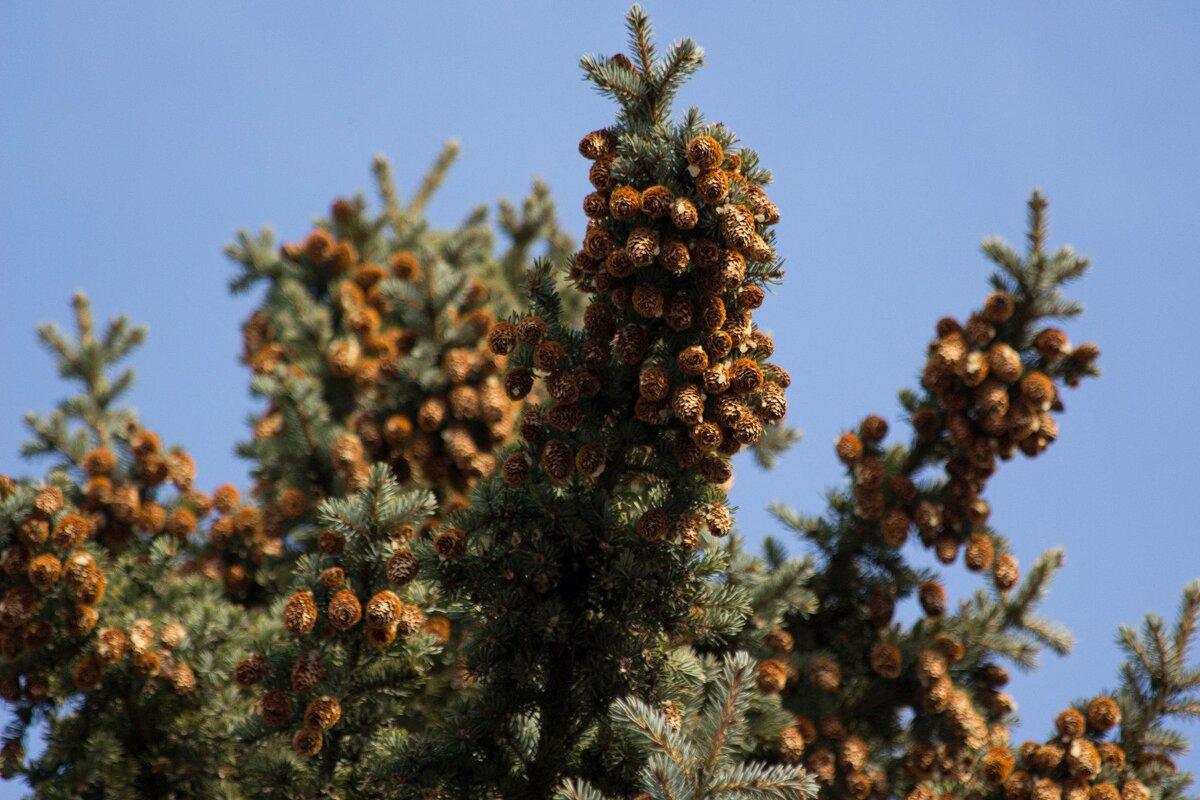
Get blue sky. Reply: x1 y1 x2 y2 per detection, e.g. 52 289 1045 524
2 2 1199 792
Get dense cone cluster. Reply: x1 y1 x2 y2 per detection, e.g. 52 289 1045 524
183 481 280 598
74 618 197 696
971 697 1151 800
5 425 211 556
834 285 1099 592
0 469 201 699
0 477 103 702
71 432 209 551
222 216 510 599
204 151 567 602
578 128 786 482
489 126 789 534
253 214 510 496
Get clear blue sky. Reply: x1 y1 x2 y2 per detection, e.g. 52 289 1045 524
2 2 1198 793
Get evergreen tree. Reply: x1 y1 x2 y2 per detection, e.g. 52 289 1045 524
0 7 1196 800
747 193 1104 800
0 294 257 797
361 9 793 797
200 144 572 605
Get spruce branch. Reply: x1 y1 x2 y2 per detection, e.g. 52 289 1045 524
409 139 461 218
580 4 704 127
24 292 146 462
625 4 656 81
1108 581 1200 798
564 653 814 800
372 153 407 237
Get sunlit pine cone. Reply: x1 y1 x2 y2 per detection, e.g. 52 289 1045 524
669 198 699 230
304 695 342 731
283 591 319 635
686 136 724 173
1086 696 1120 732
756 658 789 693
292 726 323 757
